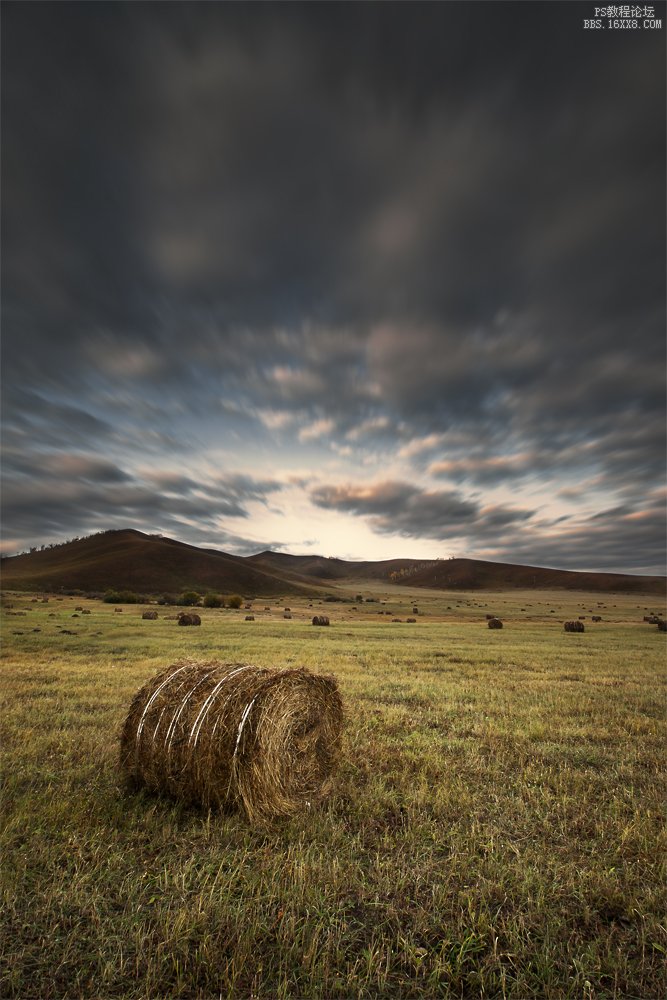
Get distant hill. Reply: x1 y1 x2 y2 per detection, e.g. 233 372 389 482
0 530 317 597
247 551 667 594
2 529 665 596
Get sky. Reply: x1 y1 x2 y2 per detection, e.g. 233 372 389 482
2 1 665 573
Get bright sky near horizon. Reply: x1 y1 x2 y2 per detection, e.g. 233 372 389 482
2 2 665 573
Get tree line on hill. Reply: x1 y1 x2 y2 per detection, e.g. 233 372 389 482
102 590 244 608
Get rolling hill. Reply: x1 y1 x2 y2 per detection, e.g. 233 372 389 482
0 530 317 597
1 529 665 596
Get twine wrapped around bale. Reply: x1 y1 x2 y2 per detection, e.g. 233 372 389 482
119 661 343 824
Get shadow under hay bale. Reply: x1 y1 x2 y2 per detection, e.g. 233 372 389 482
119 661 343 824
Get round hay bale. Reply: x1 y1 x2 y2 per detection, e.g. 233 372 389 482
312 615 329 626
142 610 159 620
245 615 255 621
283 612 292 619
657 619 667 632
488 618 503 629
178 612 201 626
564 620 585 633
406 617 417 623
119 661 343 824
81 609 91 615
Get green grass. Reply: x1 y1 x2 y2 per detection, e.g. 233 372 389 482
1 589 666 999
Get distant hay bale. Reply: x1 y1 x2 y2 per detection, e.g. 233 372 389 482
564 620 585 633
412 607 419 615
488 618 503 629
245 615 255 621
312 615 329 626
406 617 417 623
142 610 159 620
592 615 602 622
283 613 292 619
115 608 123 613
178 612 201 626
657 619 667 632
75 606 83 611
119 660 343 824
81 609 91 615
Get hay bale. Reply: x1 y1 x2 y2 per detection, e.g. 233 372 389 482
406 617 417 623
81 609 91 615
178 612 201 626
488 618 503 629
564 620 585 633
412 607 419 615
657 619 667 632
283 612 292 619
245 615 255 621
119 660 343 823
114 608 123 613
142 610 159 620
312 615 329 626
592 615 602 622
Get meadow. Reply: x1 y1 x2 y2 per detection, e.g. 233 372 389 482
1 586 665 999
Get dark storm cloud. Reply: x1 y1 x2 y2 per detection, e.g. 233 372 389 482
310 479 533 541
1 455 283 549
1 2 664 568
481 492 667 576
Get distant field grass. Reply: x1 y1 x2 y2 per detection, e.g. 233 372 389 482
1 588 665 999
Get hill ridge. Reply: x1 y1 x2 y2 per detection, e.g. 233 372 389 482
2 529 665 595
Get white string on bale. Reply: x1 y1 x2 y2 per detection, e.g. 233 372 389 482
119 660 344 824
189 665 252 749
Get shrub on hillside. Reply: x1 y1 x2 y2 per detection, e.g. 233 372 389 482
203 593 224 608
178 591 201 607
227 594 243 609
103 589 142 604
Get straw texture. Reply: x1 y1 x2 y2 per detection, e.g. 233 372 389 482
119 660 343 823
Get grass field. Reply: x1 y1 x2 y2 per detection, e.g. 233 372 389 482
1 586 665 999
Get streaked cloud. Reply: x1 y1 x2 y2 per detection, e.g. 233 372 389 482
1 3 664 572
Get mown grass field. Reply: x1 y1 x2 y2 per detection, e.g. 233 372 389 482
1 586 666 999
